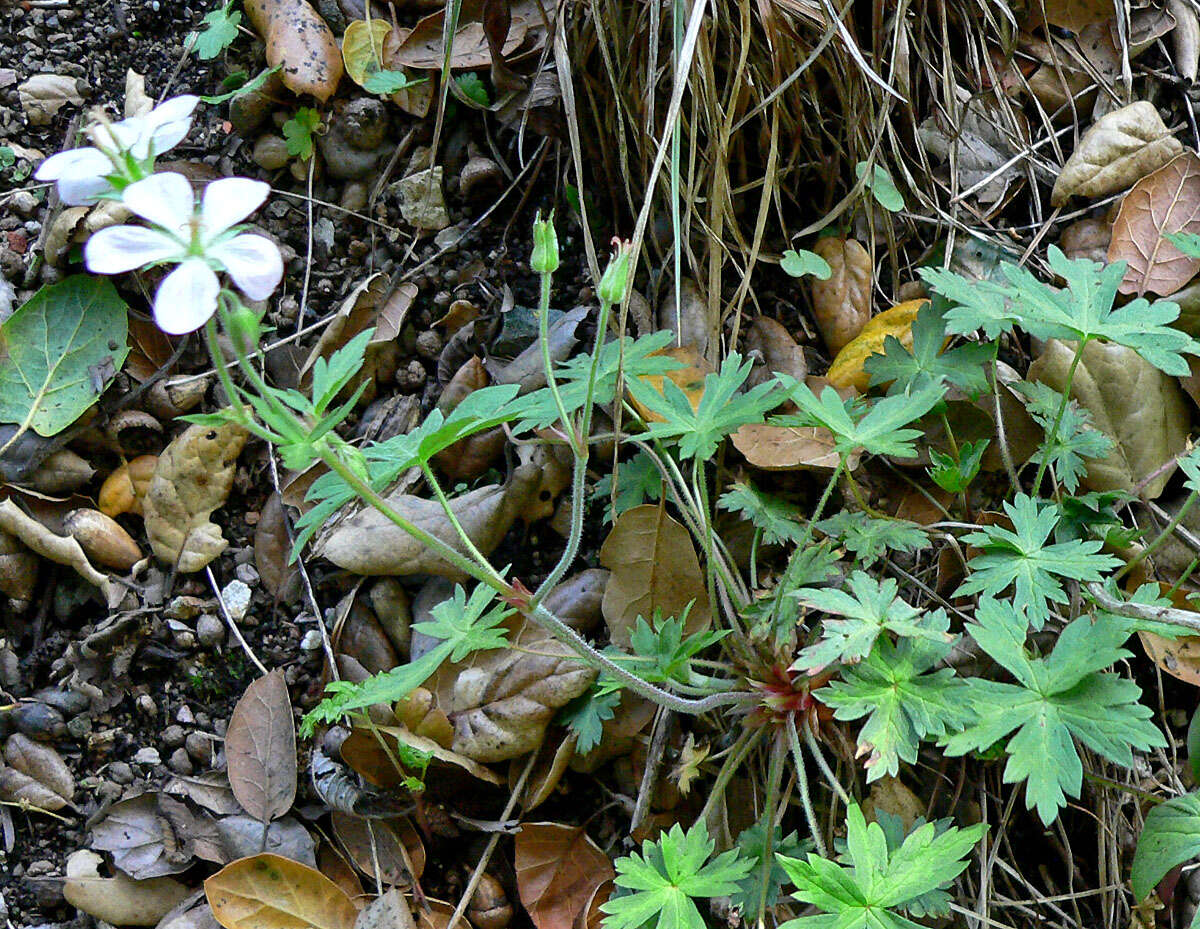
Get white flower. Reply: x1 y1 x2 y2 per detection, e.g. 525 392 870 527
85 172 283 335
35 95 199 205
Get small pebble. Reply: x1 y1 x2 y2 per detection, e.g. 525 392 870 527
176 705 196 725
168 748 194 776
66 716 91 739
136 694 158 718
132 747 161 766
108 761 134 785
300 629 323 654
252 134 290 171
7 190 37 216
162 725 186 749
185 732 211 764
221 580 252 621
235 563 260 587
32 687 89 717
196 615 226 647
414 329 442 360
96 780 123 803
10 703 66 741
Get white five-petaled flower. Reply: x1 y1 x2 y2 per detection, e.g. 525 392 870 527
85 172 283 335
35 95 199 205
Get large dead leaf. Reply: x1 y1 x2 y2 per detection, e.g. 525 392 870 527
143 422 247 572
1051 102 1184 206
514 823 614 929
205 854 358 929
356 890 416 929
1109 152 1200 296
18 74 83 126
65 849 190 927
244 0 343 101
332 812 425 886
731 423 858 471
0 733 74 812
383 0 542 70
318 458 542 579
918 100 1028 206
599 504 711 647
1034 0 1113 31
226 670 297 823
90 793 213 878
809 237 871 355
216 815 316 866
1028 338 1190 498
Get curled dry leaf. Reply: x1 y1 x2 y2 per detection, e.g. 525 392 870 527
1029 338 1190 498
1109 151 1200 296
143 422 248 573
90 793 210 879
26 449 95 494
383 0 541 70
434 357 506 482
225 670 298 823
0 528 38 605
63 508 141 571
217 814 317 866
732 422 858 472
468 873 512 929
244 0 343 101
599 504 711 647
809 237 872 355
743 317 807 389
254 492 301 602
65 849 190 927
319 457 543 579
514 823 615 929
826 299 927 392
205 854 358 929
1051 102 1184 206
18 74 83 126
1171 0 1200 83
332 812 426 886
0 498 118 600
0 733 74 811
341 724 503 789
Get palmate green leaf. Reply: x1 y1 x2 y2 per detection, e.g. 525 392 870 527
557 685 621 753
792 571 951 671
731 820 807 920
956 493 1120 630
0 275 130 437
781 248 832 280
814 510 929 566
283 107 320 159
719 481 805 545
1131 792 1200 907
602 823 753 929
864 301 992 396
189 1 241 59
819 633 971 782
922 246 1199 376
629 353 786 460
594 450 664 523
773 379 945 459
942 599 1164 825
777 804 985 929
301 584 510 735
929 439 988 494
1016 381 1113 492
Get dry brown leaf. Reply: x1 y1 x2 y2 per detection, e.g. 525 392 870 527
434 357 506 482
205 854 358 929
731 423 858 472
1 733 73 811
743 317 807 388
1028 338 1190 498
143 422 247 572
342 725 504 789
125 315 175 382
599 504 711 647
332 813 426 887
0 528 38 606
1171 0 1200 83
356 890 416 929
383 0 540 70
1059 218 1112 263
226 670 297 823
244 0 343 101
318 457 542 579
514 824 614 929
65 849 190 927
18 74 83 125
255 492 301 602
62 508 141 570
301 276 416 408
318 843 366 903
1133 582 1200 685
0 498 118 600
809 237 871 355
1109 151 1200 296
1051 102 1183 206
26 449 95 494
1034 0 1113 31
90 793 208 879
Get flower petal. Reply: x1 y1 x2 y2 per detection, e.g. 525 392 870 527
56 173 115 206
200 177 270 239
122 172 196 236
85 225 184 274
209 234 283 300
35 147 112 181
153 259 220 334
145 97 200 158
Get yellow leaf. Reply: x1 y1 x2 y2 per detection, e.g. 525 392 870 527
826 299 928 392
342 19 392 87
205 854 358 929
628 345 711 423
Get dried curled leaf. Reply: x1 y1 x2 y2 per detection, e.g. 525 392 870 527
1029 338 1189 498
332 812 426 886
1051 102 1184 206
810 237 872 355
244 0 343 102
599 504 711 647
205 854 357 929
1109 152 1200 296
143 422 248 572
90 793 212 879
63 508 141 571
226 670 297 823
0 498 118 600
514 823 615 929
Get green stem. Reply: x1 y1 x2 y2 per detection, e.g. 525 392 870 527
700 727 762 825
205 315 249 424
756 731 786 921
420 462 496 572
786 716 826 858
770 459 844 625
1032 341 1086 493
537 270 576 452
1116 489 1200 584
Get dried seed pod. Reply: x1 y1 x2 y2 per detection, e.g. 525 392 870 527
63 508 142 570
144 376 209 420
98 455 158 518
468 873 512 929
25 450 96 494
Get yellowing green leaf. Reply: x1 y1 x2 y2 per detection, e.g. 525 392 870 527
342 19 391 87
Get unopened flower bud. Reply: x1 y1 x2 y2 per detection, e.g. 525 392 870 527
598 238 632 304
531 212 559 274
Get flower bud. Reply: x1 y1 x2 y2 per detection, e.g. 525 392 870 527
598 238 632 304
226 302 262 350
531 212 559 274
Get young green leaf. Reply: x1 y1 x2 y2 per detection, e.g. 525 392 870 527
719 482 805 545
929 439 989 494
199 65 280 105
189 1 241 59
594 450 664 523
730 821 807 920
856 161 905 212
363 70 424 94
777 804 985 928
283 107 321 159
455 73 491 107
602 823 753 929
864 300 992 396
1131 792 1200 905
628 353 786 460
780 248 832 280
819 630 971 781
814 510 930 566
942 599 1164 825
956 493 1121 629
792 571 951 671
1016 381 1113 493
557 686 622 754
